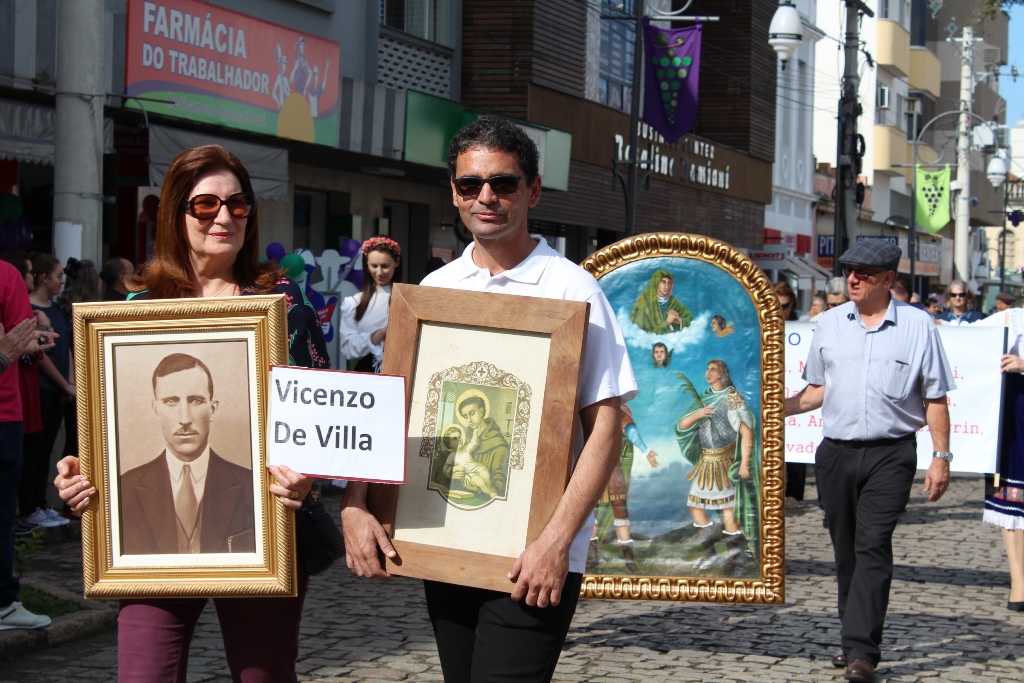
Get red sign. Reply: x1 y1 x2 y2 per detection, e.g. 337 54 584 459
126 0 340 146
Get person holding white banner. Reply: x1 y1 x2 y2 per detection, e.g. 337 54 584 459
974 306 1024 611
785 239 954 683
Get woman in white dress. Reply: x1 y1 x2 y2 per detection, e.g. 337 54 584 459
338 236 401 372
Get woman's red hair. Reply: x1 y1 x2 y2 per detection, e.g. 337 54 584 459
130 145 279 298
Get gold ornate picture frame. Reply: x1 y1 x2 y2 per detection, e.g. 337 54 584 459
73 295 296 598
579 233 785 604
367 284 588 592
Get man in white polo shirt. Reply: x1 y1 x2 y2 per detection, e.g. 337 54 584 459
341 115 637 683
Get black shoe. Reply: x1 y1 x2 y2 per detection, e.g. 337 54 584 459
831 651 848 668
844 658 876 682
1008 600 1024 612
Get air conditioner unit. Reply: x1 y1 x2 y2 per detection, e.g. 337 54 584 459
877 84 890 110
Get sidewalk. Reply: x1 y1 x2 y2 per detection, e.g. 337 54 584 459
2 473 1021 682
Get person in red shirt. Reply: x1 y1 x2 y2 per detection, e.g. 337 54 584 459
0 259 57 630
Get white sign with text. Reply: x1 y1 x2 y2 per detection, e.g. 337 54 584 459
267 366 406 482
784 322 1004 473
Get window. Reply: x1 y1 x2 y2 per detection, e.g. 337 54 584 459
598 1 635 113
380 0 451 47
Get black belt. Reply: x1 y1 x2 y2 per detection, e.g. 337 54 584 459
824 434 916 449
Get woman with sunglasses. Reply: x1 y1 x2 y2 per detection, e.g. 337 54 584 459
937 280 982 326
52 144 328 683
338 236 401 373
773 281 800 322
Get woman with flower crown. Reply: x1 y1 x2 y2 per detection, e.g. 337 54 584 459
338 236 401 372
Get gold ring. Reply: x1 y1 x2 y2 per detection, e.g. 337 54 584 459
289 489 300 500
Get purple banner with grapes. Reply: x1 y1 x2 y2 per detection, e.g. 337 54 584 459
642 19 701 145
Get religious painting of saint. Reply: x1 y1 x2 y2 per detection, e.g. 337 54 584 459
420 363 532 510
580 233 784 604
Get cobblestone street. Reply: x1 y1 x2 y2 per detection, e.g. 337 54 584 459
2 472 1021 682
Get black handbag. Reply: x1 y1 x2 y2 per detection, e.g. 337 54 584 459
294 484 346 575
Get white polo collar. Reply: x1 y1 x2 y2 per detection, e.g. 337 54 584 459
453 238 553 284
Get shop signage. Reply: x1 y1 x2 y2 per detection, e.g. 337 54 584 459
126 0 340 146
856 235 899 246
613 125 731 191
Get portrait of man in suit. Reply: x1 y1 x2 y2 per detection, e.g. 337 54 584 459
119 352 255 555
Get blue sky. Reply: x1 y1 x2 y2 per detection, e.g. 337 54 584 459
1005 5 1023 125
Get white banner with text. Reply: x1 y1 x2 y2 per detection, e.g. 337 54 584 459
267 366 406 482
784 322 1004 473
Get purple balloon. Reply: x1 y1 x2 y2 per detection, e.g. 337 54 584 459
339 238 361 259
16 217 32 250
266 242 286 262
346 268 363 290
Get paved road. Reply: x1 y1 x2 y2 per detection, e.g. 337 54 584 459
3 472 1022 683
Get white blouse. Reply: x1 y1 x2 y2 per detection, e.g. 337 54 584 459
338 285 391 367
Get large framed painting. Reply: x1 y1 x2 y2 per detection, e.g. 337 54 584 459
73 296 296 598
579 233 785 603
366 284 588 592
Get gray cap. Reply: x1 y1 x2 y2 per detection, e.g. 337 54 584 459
837 240 902 271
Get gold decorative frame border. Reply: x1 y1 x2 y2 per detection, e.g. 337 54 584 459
74 295 295 598
579 233 785 604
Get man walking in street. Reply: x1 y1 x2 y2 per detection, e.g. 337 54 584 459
785 240 954 683
341 114 636 683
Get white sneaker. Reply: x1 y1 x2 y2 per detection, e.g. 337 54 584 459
24 507 67 528
0 601 51 630
43 507 70 527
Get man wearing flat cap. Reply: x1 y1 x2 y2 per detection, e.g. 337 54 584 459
995 291 1016 313
785 240 955 683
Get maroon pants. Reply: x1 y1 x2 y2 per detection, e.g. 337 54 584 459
117 570 308 683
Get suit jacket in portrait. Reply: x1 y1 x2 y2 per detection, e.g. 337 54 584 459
119 450 256 555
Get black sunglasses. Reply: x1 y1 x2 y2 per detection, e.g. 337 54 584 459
842 265 884 280
182 192 255 220
452 175 525 199
949 292 966 298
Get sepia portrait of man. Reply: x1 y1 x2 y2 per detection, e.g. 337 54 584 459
117 350 255 555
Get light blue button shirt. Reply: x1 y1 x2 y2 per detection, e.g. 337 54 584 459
803 299 956 440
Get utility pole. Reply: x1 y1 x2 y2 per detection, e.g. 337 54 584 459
54 0 105 265
834 0 872 276
624 0 646 236
953 25 976 284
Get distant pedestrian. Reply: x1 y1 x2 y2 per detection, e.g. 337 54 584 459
937 280 982 325
785 240 954 682
825 276 850 309
994 291 1016 313
338 237 401 372
101 257 134 301
808 291 827 322
925 294 942 318
889 276 911 303
0 258 57 631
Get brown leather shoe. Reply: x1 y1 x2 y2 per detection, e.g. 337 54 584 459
844 658 876 682
831 651 848 668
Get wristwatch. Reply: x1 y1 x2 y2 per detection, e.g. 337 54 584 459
933 451 954 463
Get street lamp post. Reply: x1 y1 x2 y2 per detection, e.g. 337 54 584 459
987 154 1008 290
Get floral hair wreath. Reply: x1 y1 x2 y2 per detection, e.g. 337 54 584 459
362 236 401 259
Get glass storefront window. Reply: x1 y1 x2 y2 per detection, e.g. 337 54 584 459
381 0 451 47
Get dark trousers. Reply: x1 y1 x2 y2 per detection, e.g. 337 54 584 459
18 389 63 514
424 573 583 683
0 421 24 607
816 437 917 666
117 568 308 683
785 462 807 501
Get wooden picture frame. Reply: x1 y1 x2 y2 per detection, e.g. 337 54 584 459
367 284 589 592
578 233 785 604
74 295 296 598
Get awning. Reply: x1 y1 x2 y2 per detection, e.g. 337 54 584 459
787 255 833 280
0 100 55 164
0 99 115 165
149 125 289 202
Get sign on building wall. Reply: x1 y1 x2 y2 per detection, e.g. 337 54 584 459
126 0 340 146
